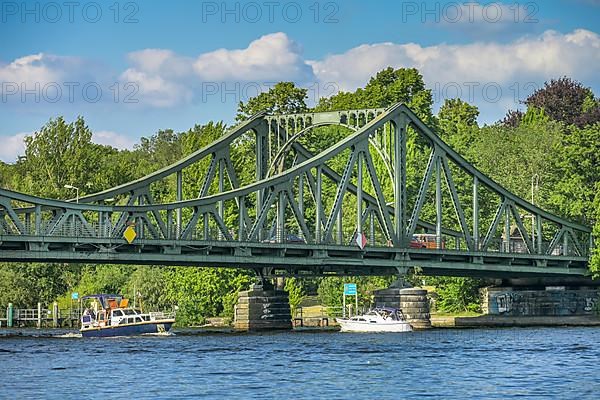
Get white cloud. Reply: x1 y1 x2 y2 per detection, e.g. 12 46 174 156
120 67 193 108
193 32 314 82
118 49 195 107
309 29 600 121
0 53 115 108
0 54 60 88
118 33 314 107
0 53 110 87
311 29 600 89
92 130 136 150
127 49 192 77
0 132 28 163
1 29 598 121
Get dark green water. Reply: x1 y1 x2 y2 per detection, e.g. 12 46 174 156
1 327 599 399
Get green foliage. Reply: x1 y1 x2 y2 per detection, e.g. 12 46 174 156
437 98 479 152
0 264 80 308
284 278 305 313
122 266 171 311
469 119 562 208
317 276 395 310
163 268 253 326
21 116 114 198
315 67 434 123
0 266 34 308
71 265 130 297
525 77 598 127
428 277 483 313
236 82 308 121
590 186 600 277
549 123 600 224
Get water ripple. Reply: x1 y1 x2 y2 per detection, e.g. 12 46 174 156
0 327 599 399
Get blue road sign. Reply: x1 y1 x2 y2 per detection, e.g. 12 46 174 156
344 283 357 295
71 292 79 300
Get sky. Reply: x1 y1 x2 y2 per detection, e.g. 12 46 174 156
1 0 599 162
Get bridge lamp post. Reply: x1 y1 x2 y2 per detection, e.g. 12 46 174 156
64 184 80 203
530 174 539 248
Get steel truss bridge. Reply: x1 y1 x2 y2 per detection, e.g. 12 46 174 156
0 104 592 279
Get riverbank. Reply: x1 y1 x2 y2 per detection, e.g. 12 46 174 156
4 314 600 334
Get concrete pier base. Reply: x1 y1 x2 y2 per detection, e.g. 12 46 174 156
233 284 292 331
481 286 599 317
373 287 432 329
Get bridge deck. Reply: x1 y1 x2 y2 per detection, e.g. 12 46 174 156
0 236 588 278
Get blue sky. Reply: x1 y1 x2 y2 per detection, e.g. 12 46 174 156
1 0 599 162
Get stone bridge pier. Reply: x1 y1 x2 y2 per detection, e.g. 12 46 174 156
373 281 433 329
233 281 292 331
481 277 600 317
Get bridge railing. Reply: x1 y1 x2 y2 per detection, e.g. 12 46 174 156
10 216 587 257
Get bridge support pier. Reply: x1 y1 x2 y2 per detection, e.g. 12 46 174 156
233 282 292 331
373 286 432 329
481 278 600 317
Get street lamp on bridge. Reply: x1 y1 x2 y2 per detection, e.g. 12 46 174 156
530 174 539 248
64 184 80 203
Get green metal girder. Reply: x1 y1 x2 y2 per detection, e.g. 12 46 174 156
0 102 592 278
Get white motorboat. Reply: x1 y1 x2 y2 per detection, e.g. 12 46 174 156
336 307 412 333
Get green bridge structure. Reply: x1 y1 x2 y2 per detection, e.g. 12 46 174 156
0 103 593 280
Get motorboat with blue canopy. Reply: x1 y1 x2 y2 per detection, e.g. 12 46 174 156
80 294 175 337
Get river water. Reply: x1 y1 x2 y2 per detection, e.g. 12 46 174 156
1 327 599 399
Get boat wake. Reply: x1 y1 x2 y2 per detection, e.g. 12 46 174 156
56 332 83 338
142 331 176 337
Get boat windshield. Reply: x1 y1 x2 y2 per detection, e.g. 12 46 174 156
123 309 137 315
367 308 401 320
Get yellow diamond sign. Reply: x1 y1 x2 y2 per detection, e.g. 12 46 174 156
123 225 137 244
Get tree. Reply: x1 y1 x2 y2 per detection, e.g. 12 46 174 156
136 129 183 170
364 67 434 123
501 109 524 127
164 268 253 325
525 77 599 127
21 116 116 198
317 276 396 310
549 122 600 224
0 263 81 308
429 277 483 313
470 119 562 208
0 162 12 188
590 186 600 277
284 278 305 313
236 82 308 121
437 98 479 152
315 67 434 124
123 266 171 311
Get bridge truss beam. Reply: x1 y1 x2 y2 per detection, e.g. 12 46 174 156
0 103 592 279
